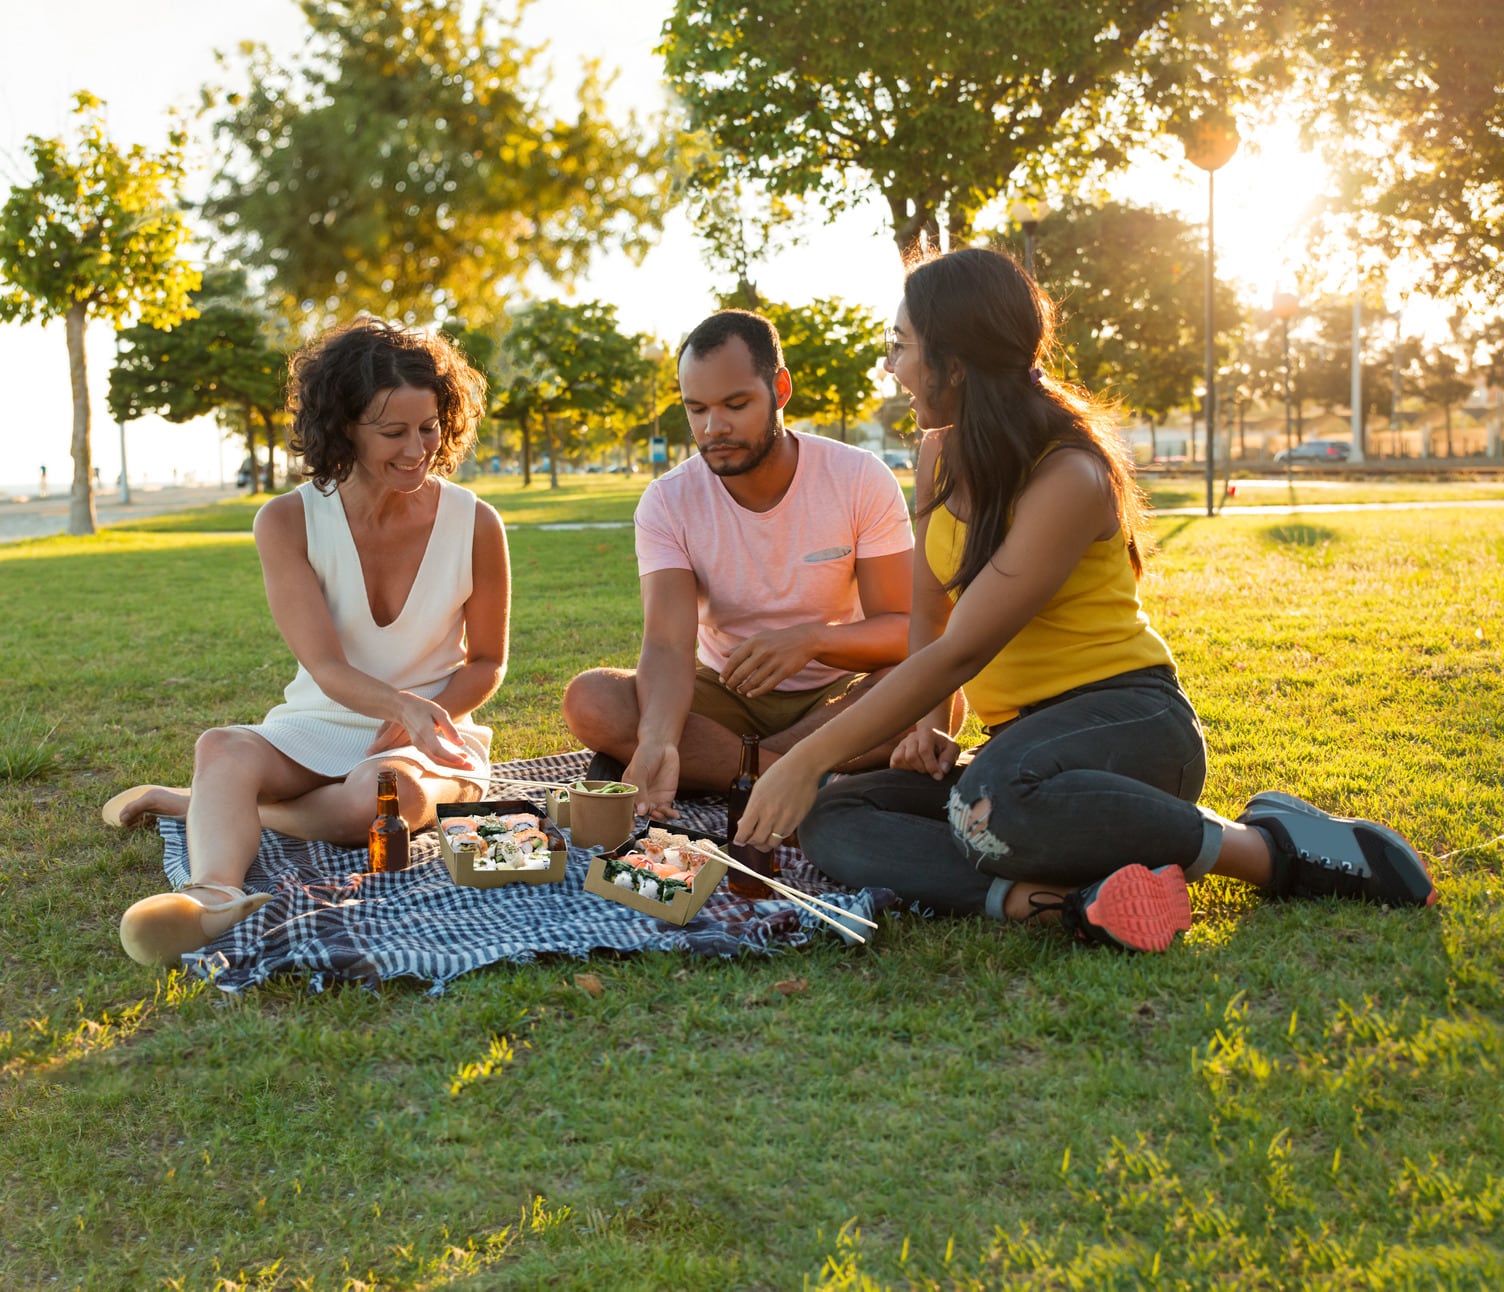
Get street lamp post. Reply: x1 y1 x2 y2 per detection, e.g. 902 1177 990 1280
643 340 666 477
1008 196 1051 278
114 331 132 504
1182 114 1240 517
1271 291 1299 464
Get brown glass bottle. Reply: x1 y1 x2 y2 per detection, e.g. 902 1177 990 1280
369 769 410 872
724 732 779 899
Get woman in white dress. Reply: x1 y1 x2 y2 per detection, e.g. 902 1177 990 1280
106 319 511 965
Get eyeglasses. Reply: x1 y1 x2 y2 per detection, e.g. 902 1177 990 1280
883 326 910 365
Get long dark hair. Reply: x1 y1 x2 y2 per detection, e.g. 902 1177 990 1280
905 247 1148 590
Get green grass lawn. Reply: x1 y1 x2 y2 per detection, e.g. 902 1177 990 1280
3 488 1503 1288
113 467 1504 538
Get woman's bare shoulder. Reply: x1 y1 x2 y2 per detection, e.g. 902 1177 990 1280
252 487 309 545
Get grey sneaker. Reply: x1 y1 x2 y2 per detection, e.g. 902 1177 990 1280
1238 792 1437 908
1032 864 1192 952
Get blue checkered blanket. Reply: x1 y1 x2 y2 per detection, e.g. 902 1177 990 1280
158 752 898 993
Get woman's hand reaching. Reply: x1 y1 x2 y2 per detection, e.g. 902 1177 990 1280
731 747 823 851
366 694 479 771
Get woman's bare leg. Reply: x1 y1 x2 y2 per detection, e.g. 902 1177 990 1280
185 728 336 891
258 758 482 846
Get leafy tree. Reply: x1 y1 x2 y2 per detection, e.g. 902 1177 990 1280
1027 200 1244 435
1271 3 1504 299
1400 328 1473 458
661 0 1226 258
203 0 677 329
1298 298 1395 455
494 300 650 487
0 93 199 534
109 268 287 491
760 298 884 441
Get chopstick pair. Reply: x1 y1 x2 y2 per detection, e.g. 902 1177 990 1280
692 840 878 943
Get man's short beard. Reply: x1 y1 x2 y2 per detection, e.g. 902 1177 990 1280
703 407 780 477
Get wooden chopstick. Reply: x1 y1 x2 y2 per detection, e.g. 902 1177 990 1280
698 842 878 928
691 841 877 939
495 778 577 793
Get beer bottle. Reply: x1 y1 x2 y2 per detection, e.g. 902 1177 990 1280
724 732 779 899
369 769 410 872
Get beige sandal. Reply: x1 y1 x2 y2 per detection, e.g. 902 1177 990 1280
119 882 273 966
101 785 191 830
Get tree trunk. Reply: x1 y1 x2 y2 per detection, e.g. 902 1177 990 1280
839 406 848 443
735 275 761 310
521 412 533 487
1444 404 1454 457
544 411 559 489
65 301 97 535
242 400 258 491
258 407 277 491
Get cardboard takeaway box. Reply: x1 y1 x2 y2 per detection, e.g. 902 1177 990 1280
583 824 730 926
436 798 568 888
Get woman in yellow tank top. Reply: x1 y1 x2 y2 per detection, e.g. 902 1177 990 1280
735 248 1434 950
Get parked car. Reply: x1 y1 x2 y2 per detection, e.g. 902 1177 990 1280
880 449 914 471
1274 439 1351 464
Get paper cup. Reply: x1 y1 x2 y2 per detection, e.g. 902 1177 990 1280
567 780 638 850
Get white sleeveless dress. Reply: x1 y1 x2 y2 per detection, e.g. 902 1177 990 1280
237 478 493 792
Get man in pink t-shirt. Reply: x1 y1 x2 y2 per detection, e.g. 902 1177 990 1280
562 310 914 819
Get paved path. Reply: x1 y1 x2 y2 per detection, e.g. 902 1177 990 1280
0 485 244 544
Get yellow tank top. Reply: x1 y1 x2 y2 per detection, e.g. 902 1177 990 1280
925 498 1175 726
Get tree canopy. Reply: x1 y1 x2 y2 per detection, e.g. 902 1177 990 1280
760 298 884 440
661 0 1211 256
1030 200 1243 427
0 92 199 533
109 268 287 490
493 299 650 486
203 0 679 329
1271 2 1504 299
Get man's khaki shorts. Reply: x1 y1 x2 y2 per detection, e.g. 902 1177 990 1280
691 663 866 740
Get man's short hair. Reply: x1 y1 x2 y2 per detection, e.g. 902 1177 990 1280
678 310 784 392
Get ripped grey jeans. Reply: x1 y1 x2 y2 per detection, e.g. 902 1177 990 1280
800 665 1224 917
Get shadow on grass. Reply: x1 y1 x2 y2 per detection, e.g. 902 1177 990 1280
1264 522 1339 548
1153 516 1199 551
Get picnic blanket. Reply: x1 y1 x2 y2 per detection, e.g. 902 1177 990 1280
158 752 900 994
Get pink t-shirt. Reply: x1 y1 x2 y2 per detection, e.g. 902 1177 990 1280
635 431 914 691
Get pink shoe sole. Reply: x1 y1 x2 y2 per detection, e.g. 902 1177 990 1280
1080 865 1192 952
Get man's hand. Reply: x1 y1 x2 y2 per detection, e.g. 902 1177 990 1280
720 624 820 699
624 741 682 820
890 725 958 780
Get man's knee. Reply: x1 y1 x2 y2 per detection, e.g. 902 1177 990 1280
562 669 637 745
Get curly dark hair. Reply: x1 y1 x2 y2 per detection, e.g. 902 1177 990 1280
904 246 1149 588
287 318 488 489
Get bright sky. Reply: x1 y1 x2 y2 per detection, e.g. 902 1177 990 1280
0 0 1330 493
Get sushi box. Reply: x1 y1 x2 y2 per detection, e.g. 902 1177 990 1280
583 822 729 926
436 798 568 888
